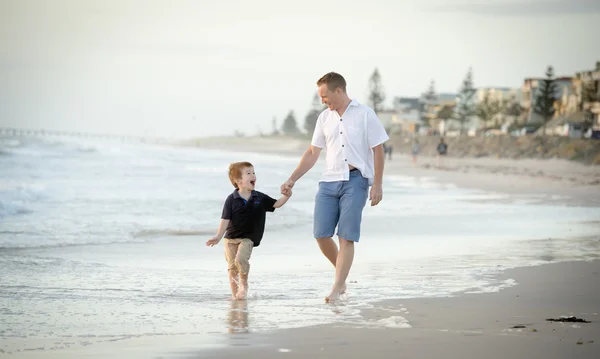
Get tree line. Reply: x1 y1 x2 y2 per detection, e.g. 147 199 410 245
274 64 598 137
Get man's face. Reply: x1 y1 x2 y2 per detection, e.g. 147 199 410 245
318 84 341 111
236 166 256 190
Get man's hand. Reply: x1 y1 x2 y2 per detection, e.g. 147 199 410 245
205 236 221 247
280 179 295 197
369 184 383 206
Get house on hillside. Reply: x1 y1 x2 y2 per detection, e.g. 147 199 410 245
522 76 578 132
575 61 600 132
377 98 425 135
418 93 457 134
474 87 523 132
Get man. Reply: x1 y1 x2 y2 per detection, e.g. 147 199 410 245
280 72 389 302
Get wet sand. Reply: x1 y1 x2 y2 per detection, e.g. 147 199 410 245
180 260 600 359
7 260 598 358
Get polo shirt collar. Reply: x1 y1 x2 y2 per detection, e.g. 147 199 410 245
232 189 258 199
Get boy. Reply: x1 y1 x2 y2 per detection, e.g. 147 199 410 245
206 161 291 300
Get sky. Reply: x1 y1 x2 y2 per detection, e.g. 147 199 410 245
1 0 599 138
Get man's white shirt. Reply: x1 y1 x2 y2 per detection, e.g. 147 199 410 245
311 99 389 186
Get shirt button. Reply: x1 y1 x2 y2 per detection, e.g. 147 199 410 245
342 145 344 147
344 159 347 161
340 131 343 134
340 118 342 121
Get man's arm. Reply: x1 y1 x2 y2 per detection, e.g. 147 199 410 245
369 144 385 206
280 145 321 194
289 145 321 182
372 144 384 186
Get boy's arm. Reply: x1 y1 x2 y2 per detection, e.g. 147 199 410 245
214 218 230 239
273 192 291 209
206 219 230 246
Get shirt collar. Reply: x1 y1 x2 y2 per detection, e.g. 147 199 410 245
232 189 258 199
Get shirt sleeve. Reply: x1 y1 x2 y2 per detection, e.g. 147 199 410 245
310 111 326 148
221 195 233 219
366 109 390 148
261 193 277 212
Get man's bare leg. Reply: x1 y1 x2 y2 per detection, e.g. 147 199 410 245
228 270 239 299
325 238 354 303
317 237 347 294
316 237 338 266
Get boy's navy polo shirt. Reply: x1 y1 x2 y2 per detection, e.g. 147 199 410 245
221 189 277 247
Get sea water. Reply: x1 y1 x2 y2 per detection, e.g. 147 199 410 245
1 135 599 353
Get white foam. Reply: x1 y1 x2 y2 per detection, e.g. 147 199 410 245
376 316 412 329
465 279 518 294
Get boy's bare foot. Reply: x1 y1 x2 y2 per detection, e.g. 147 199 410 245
236 286 248 300
229 274 239 299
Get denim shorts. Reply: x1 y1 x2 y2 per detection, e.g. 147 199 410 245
313 169 369 242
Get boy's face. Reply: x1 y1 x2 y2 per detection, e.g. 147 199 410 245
236 166 256 190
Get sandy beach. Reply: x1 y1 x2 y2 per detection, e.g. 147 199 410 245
8 261 597 358
184 135 600 206
186 260 600 359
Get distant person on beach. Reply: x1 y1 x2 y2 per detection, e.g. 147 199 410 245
280 72 389 303
411 139 420 164
207 161 292 300
383 143 393 160
436 138 448 167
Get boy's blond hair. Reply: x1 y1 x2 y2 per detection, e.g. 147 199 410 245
228 161 253 189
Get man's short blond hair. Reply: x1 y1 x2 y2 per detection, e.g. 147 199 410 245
317 72 347 92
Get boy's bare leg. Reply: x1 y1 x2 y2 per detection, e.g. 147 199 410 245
225 239 241 299
325 238 354 303
228 270 239 299
235 239 253 300
237 272 248 300
317 237 346 294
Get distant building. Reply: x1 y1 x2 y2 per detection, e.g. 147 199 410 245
473 87 522 130
416 93 457 134
575 61 600 130
522 76 577 128
379 97 426 134
475 87 522 104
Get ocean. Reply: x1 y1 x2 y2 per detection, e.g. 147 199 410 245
1 135 599 353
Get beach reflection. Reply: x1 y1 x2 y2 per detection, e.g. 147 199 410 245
227 299 249 333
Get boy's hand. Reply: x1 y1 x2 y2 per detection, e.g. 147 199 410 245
283 188 293 197
280 179 294 195
206 236 221 247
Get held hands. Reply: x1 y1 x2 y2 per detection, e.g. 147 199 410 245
205 236 221 247
369 184 383 206
280 179 295 197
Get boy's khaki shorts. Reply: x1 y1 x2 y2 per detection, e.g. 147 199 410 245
223 238 253 274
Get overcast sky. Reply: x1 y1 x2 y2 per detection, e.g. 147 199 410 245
1 0 599 138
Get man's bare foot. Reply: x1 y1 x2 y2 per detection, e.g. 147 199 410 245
325 288 343 303
341 283 346 294
236 286 248 300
